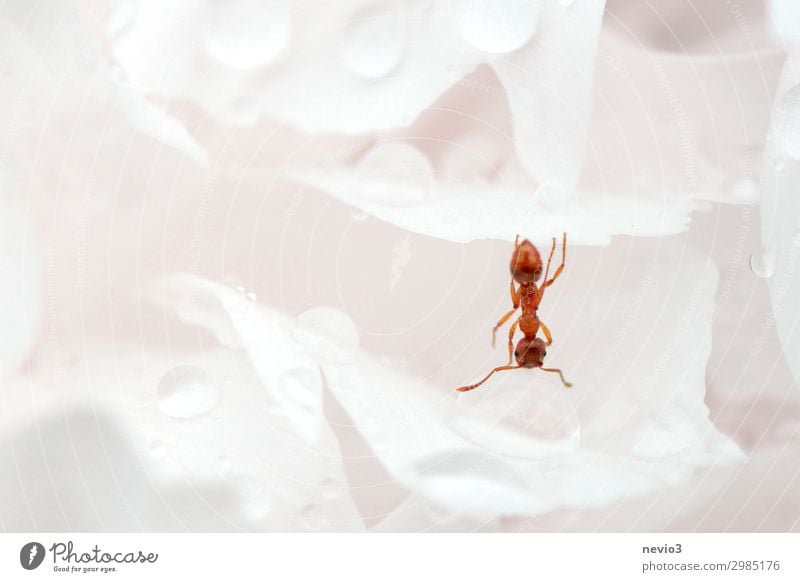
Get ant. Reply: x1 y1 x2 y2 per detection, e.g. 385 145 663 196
456 233 572 392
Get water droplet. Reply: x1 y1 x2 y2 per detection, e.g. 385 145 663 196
157 366 219 418
535 182 574 212
772 85 800 159
350 209 369 221
301 503 323 519
448 377 580 459
235 285 245 294
749 249 776 279
203 0 291 70
458 0 541 53
237 476 272 521
320 478 341 499
343 3 406 79
792 228 800 247
356 143 434 207
246 291 257 302
294 307 359 363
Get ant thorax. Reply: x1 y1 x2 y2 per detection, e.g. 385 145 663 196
519 281 538 307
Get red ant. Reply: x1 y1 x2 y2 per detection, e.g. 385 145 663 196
456 233 572 392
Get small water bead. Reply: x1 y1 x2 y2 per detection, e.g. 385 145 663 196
792 228 800 248
458 0 541 54
246 291 257 302
157 366 219 418
350 209 369 221
772 85 800 159
343 3 406 79
749 249 776 279
356 143 434 207
203 0 291 70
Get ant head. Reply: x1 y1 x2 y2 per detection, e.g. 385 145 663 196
514 336 546 368
510 239 543 283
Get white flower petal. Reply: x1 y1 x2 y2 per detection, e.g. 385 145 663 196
760 49 800 388
0 200 41 380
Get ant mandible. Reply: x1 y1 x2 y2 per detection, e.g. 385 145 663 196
456 233 572 392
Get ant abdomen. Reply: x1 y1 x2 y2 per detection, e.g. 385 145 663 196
510 239 543 283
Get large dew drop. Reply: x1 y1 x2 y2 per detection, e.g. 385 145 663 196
457 0 541 54
448 378 580 459
157 366 220 418
749 248 776 279
343 3 406 79
203 0 292 70
356 143 434 207
772 85 800 160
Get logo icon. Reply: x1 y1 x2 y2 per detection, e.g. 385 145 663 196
20 542 46 570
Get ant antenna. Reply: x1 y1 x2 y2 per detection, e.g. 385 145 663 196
540 367 573 388
456 365 520 392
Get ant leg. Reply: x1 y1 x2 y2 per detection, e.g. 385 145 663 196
536 237 558 305
509 279 520 306
456 365 521 392
492 282 521 347
506 318 520 365
543 232 567 289
539 320 553 346
543 236 557 282
539 367 573 388
492 308 518 348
